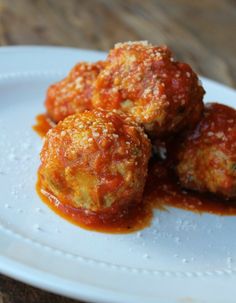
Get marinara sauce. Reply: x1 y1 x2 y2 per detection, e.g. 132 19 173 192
34 114 236 233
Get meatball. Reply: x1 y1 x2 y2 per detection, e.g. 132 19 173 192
92 41 204 137
45 61 104 123
38 110 151 213
177 103 236 198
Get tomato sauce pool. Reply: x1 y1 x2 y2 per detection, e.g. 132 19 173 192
33 114 236 233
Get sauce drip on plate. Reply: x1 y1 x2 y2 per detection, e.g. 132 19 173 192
33 114 55 137
145 160 236 216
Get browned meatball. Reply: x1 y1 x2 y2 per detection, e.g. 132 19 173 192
45 61 104 123
38 110 151 213
92 41 204 137
177 103 236 198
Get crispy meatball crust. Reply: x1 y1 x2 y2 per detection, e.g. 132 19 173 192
177 103 236 198
45 61 104 123
38 110 151 212
92 41 204 137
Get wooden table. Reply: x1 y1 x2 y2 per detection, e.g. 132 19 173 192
0 0 235 302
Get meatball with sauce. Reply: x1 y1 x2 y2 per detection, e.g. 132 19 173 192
177 103 236 199
92 41 204 137
38 110 151 213
45 61 104 123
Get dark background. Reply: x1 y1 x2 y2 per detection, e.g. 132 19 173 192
0 0 235 302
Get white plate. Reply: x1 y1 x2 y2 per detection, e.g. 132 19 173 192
0 46 236 303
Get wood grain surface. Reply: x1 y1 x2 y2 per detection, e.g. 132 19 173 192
0 0 235 302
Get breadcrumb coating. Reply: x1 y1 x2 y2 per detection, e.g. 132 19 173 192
39 109 151 212
92 41 204 137
45 61 105 122
177 103 236 198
